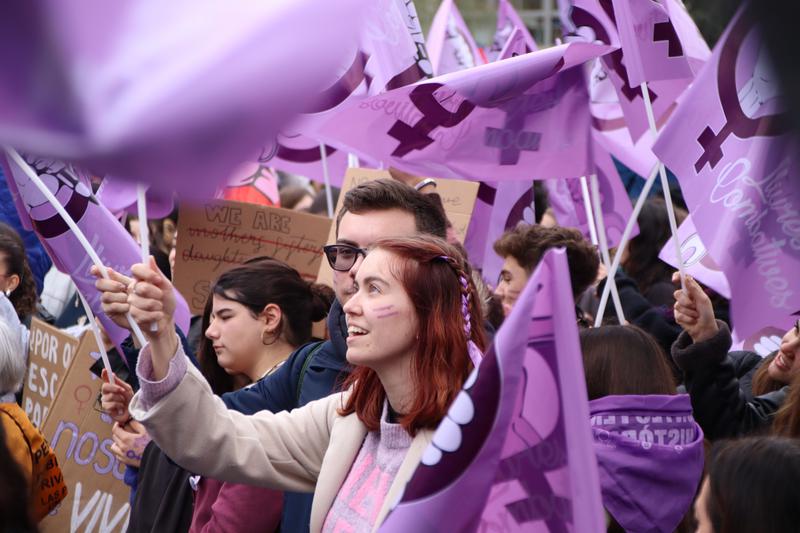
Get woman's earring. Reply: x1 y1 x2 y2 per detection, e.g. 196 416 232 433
3 289 10 297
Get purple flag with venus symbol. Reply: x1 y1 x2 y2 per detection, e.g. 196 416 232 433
379 248 604 532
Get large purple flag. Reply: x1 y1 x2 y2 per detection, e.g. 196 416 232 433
0 0 367 198
259 0 432 186
1 154 192 346
611 0 709 88
427 0 486 75
96 178 175 219
488 0 539 61
316 42 614 182
653 5 800 339
379 248 604 532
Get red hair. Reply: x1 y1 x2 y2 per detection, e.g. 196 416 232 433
338 235 486 435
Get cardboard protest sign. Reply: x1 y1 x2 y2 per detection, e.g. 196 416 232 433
317 168 479 287
175 200 333 315
41 334 131 532
22 318 80 429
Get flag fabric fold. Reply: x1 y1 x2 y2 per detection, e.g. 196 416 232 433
1 154 192 347
317 42 615 183
379 248 604 532
488 0 538 61
653 4 800 339
427 0 486 75
0 0 367 198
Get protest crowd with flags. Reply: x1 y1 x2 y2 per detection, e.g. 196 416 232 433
1 0 800 532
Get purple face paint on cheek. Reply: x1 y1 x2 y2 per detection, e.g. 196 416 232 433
375 305 399 319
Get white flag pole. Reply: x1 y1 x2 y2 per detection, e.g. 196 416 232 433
320 144 334 218
76 291 115 383
4 147 148 347
579 176 599 246
595 163 659 325
136 185 158 332
589 174 626 323
640 82 687 293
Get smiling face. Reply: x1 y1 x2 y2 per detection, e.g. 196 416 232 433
494 255 529 317
342 248 418 374
332 209 417 306
767 320 800 384
204 294 266 379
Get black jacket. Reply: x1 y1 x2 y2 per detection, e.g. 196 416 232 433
672 321 788 441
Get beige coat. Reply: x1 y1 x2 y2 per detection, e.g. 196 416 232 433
129 361 434 533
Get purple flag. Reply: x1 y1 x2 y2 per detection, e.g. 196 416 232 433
611 0 709 88
427 0 486 75
560 0 703 141
96 178 175 219
488 0 538 61
317 42 614 182
1 154 192 346
658 214 731 299
259 0 431 185
546 146 637 248
0 0 367 198
464 180 535 284
379 248 604 532
653 5 800 339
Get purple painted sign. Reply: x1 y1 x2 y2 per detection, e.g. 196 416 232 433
379 249 604 532
427 0 485 75
1 154 192 346
653 5 800 339
317 42 614 182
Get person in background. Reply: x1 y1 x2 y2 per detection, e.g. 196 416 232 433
280 185 315 211
581 325 704 533
492 224 599 320
672 273 800 440
0 222 43 325
695 437 800 533
125 235 484 533
0 319 67 523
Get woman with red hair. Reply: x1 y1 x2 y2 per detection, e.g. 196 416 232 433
125 235 485 533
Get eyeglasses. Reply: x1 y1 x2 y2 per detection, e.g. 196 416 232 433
323 244 368 272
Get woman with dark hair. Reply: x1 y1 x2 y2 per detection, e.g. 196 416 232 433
581 325 704 533
102 257 332 532
695 437 800 533
0 222 39 323
122 235 484 532
672 274 800 440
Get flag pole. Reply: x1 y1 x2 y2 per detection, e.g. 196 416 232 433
578 176 599 246
136 185 158 332
4 147 148 347
320 144 334 219
589 174 626 323
639 82 687 293
76 291 115 384
595 163 659 325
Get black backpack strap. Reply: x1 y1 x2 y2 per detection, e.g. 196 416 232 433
295 341 326 405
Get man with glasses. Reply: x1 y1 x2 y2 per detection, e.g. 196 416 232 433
217 178 447 532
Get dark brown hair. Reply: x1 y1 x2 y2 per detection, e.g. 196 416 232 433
335 179 447 239
197 257 333 394
580 325 677 400
338 235 486 435
0 223 37 320
493 224 599 298
622 198 687 296
706 437 800 533
771 370 800 438
751 353 784 396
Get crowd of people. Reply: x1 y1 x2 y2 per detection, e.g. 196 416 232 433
0 174 798 533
